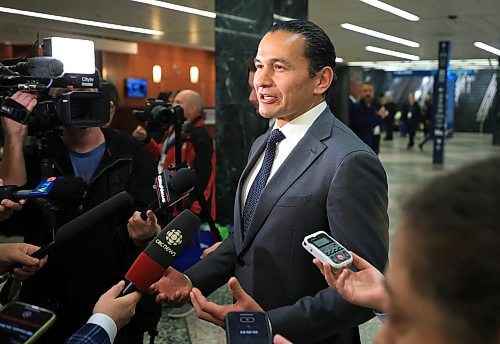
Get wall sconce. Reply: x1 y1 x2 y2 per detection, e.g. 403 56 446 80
190 66 199 84
152 64 162 83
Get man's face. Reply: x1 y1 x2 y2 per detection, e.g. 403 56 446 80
254 30 322 125
350 80 362 99
408 94 415 104
375 228 450 344
361 84 374 105
248 71 258 109
173 91 195 121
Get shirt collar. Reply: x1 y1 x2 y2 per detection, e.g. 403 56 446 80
272 101 327 141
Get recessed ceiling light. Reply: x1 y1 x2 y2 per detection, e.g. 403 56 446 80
365 46 420 60
474 42 500 56
130 0 215 18
341 23 420 48
359 0 419 21
0 6 163 35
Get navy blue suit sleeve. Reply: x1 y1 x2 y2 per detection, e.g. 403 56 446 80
65 323 111 344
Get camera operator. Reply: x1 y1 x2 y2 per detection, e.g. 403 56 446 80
0 89 161 343
132 89 216 222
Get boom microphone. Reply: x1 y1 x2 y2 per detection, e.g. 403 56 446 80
7 57 64 78
0 176 86 209
30 191 134 259
0 191 134 304
140 168 196 220
123 209 200 294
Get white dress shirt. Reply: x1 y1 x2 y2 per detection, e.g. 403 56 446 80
241 101 327 210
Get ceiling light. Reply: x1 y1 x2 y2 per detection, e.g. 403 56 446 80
0 6 163 35
359 0 419 21
336 57 344 63
131 0 215 18
365 46 420 60
341 23 420 48
347 59 494 71
474 42 500 56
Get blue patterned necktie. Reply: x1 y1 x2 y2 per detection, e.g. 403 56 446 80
242 129 286 239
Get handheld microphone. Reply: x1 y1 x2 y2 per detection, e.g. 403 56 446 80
123 209 200 295
30 191 134 259
8 57 64 78
0 176 86 209
140 168 196 220
0 191 134 306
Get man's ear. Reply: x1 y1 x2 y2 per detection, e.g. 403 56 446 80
314 66 334 95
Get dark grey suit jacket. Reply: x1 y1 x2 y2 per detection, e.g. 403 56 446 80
187 107 389 344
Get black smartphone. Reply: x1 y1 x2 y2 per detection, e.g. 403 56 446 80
0 301 56 344
225 311 272 344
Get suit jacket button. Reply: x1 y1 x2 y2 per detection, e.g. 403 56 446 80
237 258 245 266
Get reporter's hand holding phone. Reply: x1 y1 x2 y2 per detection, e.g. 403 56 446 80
0 243 48 281
313 251 388 312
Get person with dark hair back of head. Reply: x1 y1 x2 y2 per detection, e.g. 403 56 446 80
312 156 500 344
149 19 388 344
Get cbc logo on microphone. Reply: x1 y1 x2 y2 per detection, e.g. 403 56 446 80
165 229 183 246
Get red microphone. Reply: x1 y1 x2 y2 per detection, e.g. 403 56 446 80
123 209 200 294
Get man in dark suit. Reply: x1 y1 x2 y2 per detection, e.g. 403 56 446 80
150 20 389 344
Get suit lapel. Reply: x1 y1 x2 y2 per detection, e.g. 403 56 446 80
238 109 335 254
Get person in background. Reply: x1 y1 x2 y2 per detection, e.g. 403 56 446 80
382 95 396 141
418 94 435 151
401 93 421 149
131 89 215 318
150 19 388 344
312 157 500 343
350 82 387 154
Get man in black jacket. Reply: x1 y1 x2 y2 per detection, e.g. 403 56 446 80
0 90 161 343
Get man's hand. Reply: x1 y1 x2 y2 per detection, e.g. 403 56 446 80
149 267 193 306
0 243 48 280
93 281 142 330
190 277 263 328
1 92 36 142
313 251 387 312
200 241 221 259
377 105 388 118
132 125 148 142
127 210 160 246
0 179 26 222
274 334 293 344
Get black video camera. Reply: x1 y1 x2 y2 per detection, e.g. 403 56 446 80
133 99 184 133
0 37 109 129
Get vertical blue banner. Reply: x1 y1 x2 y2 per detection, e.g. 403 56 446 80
433 41 451 165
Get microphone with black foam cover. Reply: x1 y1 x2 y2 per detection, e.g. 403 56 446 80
8 57 64 78
122 209 200 295
0 176 86 209
0 191 134 305
140 168 196 220
30 191 134 259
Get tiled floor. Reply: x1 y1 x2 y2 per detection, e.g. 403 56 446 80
2 132 500 343
150 132 500 344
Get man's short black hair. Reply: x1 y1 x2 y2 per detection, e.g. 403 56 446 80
269 20 336 78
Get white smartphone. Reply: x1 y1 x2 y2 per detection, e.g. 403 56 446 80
303 231 353 269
